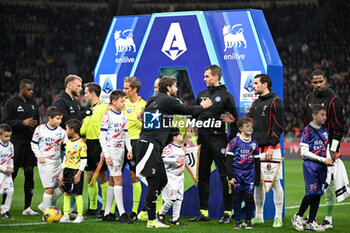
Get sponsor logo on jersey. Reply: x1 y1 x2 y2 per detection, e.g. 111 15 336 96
261 105 267 117
17 105 24 112
220 148 226 154
251 143 256 150
322 132 328 140
69 106 75 113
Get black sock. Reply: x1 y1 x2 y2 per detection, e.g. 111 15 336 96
145 176 161 221
244 192 254 221
24 169 34 209
1 194 6 205
297 195 313 217
232 191 243 221
308 195 321 223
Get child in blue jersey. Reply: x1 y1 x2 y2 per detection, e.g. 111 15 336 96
292 104 334 232
226 117 259 229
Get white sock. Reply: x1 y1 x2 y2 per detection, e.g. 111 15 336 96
43 193 53 209
2 191 14 212
254 180 265 220
160 200 173 215
104 186 114 216
172 200 182 221
114 186 125 215
325 216 332 224
52 188 63 202
272 179 284 219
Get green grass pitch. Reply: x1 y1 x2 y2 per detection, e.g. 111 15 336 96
1 160 350 232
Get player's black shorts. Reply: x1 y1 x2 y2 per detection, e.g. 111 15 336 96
61 168 84 195
122 139 138 173
12 139 37 169
85 139 107 172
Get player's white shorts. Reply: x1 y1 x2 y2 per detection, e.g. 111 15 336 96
37 159 61 188
0 173 14 194
106 145 124 177
162 174 184 201
259 148 283 179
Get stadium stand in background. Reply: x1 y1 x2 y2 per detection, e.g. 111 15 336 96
0 0 349 139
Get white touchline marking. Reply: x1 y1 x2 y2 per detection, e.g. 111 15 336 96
285 202 350 209
0 218 101 227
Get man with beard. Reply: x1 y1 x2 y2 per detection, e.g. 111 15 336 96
135 76 212 228
247 74 284 228
303 70 345 229
1 79 40 216
189 65 238 224
53 75 88 129
52 74 90 216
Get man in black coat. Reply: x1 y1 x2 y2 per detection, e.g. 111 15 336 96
1 79 39 216
135 76 212 228
189 65 238 224
247 74 284 227
52 74 88 128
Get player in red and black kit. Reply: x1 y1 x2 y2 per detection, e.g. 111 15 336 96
247 74 284 227
1 79 40 216
303 70 345 229
189 65 238 224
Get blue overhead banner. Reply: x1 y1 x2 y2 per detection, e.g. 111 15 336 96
95 9 283 220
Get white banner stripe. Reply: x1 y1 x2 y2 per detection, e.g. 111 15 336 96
285 202 350 209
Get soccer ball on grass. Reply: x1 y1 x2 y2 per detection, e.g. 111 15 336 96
43 206 62 223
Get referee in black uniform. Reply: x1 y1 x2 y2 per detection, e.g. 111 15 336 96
189 65 238 224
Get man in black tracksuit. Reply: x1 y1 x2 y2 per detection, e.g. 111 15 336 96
1 79 40 215
135 76 212 228
247 74 284 227
303 70 345 229
52 75 88 128
189 65 238 224
52 74 89 216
